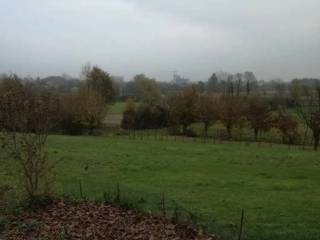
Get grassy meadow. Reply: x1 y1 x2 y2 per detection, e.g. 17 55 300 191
108 102 127 114
2 135 319 239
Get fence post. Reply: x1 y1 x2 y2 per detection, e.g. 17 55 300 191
116 183 121 203
161 192 166 217
103 191 108 203
79 180 84 199
238 209 244 240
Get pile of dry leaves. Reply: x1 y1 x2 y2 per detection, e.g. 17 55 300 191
1 199 217 240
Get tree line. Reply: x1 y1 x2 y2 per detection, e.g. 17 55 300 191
121 83 320 150
0 66 113 198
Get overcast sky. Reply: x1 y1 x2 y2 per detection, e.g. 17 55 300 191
0 0 319 81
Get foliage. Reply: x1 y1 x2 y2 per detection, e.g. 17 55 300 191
295 86 320 150
83 64 114 103
132 74 161 104
271 110 299 144
57 87 107 135
121 100 169 130
246 96 272 140
207 73 218 92
121 99 137 129
216 96 245 139
57 95 85 135
198 94 218 137
134 103 169 129
168 86 199 134
0 76 58 198
77 87 107 135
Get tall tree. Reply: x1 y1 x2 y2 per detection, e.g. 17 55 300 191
121 99 137 129
217 96 244 139
133 74 161 104
244 72 257 95
296 85 320 150
207 73 218 92
235 73 242 96
272 110 298 144
246 96 272 140
84 65 114 103
168 86 199 134
0 76 59 198
77 86 107 135
198 94 218 137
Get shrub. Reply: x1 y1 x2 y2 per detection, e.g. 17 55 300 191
272 110 300 144
121 100 169 130
0 77 58 199
0 216 8 233
57 88 107 135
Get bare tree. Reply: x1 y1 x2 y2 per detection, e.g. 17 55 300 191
246 96 272 141
217 96 245 140
168 86 199 135
198 94 218 137
272 110 298 145
296 86 320 150
0 76 59 198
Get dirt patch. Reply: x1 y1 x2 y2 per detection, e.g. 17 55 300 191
104 114 123 127
1 199 216 240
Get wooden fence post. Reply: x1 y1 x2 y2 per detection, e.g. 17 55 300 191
116 183 120 203
238 209 244 240
79 180 83 199
161 192 166 217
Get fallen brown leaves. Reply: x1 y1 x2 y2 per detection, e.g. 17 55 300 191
1 199 217 240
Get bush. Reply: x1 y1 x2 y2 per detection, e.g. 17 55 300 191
134 104 168 129
121 101 169 130
57 89 107 135
0 185 21 216
0 216 8 233
0 77 58 198
184 128 198 138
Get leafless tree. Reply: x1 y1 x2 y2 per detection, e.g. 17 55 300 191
246 96 272 140
217 96 245 140
296 86 320 150
0 76 59 198
198 94 218 137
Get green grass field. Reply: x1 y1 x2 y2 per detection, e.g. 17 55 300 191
2 135 320 240
108 102 127 114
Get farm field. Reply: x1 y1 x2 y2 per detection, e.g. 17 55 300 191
108 102 127 114
2 135 320 240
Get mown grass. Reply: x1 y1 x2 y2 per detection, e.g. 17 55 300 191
1 135 320 240
108 102 127 114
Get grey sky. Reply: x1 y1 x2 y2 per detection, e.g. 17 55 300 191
0 0 319 81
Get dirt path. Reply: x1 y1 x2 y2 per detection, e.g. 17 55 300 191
104 114 123 127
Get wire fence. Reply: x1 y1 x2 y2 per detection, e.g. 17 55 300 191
105 127 315 151
69 181 247 240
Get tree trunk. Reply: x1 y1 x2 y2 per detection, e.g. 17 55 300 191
254 128 259 141
204 123 209 138
313 132 319 151
227 125 232 140
182 124 188 135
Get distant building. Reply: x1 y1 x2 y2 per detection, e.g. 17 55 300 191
215 71 232 82
173 74 190 86
111 76 125 98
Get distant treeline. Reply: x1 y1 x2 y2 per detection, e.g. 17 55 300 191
1 67 319 150
3 71 319 103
